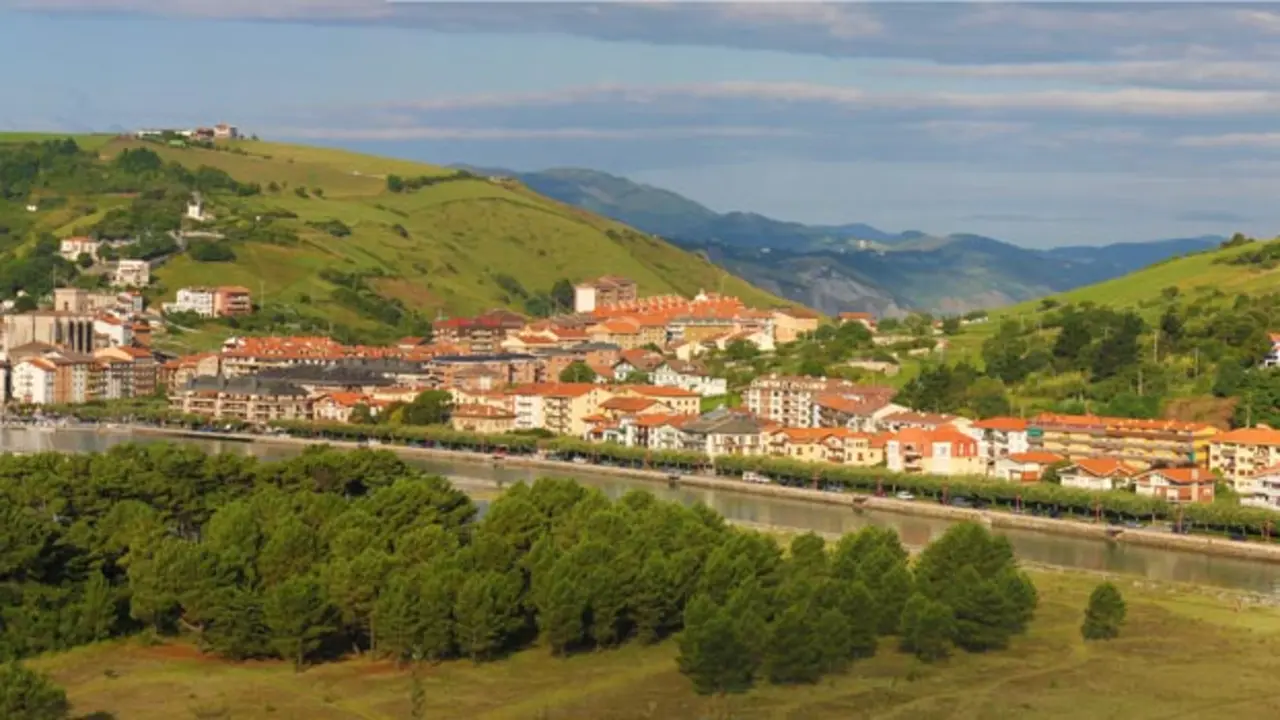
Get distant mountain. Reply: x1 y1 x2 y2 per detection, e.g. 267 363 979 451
454 165 1223 315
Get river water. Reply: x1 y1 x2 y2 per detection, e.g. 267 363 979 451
6 427 1280 596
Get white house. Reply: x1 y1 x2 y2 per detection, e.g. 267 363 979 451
1244 466 1280 510
1058 458 1136 492
652 360 727 397
12 357 56 405
113 260 151 288
186 193 208 222
511 390 546 432
93 315 133 347
165 287 217 318
1265 333 1280 368
59 237 101 263
573 284 597 314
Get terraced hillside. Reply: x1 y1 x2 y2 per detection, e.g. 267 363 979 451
0 133 789 348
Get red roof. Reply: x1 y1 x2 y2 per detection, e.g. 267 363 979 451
622 385 700 399
1214 427 1280 447
1138 467 1214 485
1007 451 1064 465
973 416 1029 432
453 404 515 419
1069 458 1137 478
600 397 660 413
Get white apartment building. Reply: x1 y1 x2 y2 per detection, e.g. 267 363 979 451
652 360 728 398
113 260 151 288
11 358 56 405
165 287 217 318
59 237 101 263
1243 466 1280 510
970 416 1031 472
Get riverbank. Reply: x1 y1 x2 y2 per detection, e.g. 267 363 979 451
104 424 1280 566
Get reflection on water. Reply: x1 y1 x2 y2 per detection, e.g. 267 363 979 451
5 427 1280 595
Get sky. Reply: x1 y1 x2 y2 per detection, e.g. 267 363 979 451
4 1 1280 246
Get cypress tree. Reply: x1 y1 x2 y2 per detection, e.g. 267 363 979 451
1081 582 1127 641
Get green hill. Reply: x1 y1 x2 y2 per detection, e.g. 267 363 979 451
0 133 791 350
897 235 1280 427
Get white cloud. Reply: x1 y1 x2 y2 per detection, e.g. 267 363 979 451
714 3 883 40
269 125 806 141
386 82 1280 118
896 59 1280 88
1176 133 1280 149
10 0 389 18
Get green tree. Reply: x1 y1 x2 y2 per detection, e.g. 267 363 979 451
263 575 337 670
0 663 69 720
549 278 575 312
764 603 824 684
349 403 375 425
75 252 93 268
677 595 757 695
559 361 597 384
899 593 954 662
386 175 405 193
1081 582 1127 641
401 391 454 426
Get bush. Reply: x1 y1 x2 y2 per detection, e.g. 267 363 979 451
188 240 236 262
1081 582 1126 641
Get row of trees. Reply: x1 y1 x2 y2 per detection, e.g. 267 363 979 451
1 443 1048 715
678 522 1038 694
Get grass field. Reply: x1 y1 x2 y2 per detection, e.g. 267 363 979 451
34 569 1280 720
86 138 788 322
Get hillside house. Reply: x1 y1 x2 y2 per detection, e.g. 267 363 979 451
993 451 1064 483
1058 458 1137 492
652 359 727 397
1133 467 1216 504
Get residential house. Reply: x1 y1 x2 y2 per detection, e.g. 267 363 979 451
881 411 970 435
813 393 904 432
748 375 895 429
59 237 101 263
652 360 727 397
51 353 101 404
11 357 56 405
1058 458 1138 492
574 275 638 313
1243 466 1280 510
837 312 877 333
451 404 517 434
94 347 157 397
169 376 312 423
971 417 1031 472
765 428 882 467
884 427 984 476
508 383 611 436
96 356 134 399
612 385 701 416
1208 426 1280 494
214 286 252 316
429 354 541 389
680 409 770 458
1029 413 1218 469
433 311 527 354
113 259 150 288
1133 467 1216 504
588 318 643 350
213 123 240 140
93 315 132 348
771 307 821 343
313 392 372 423
1264 333 1280 368
992 451 1065 483
612 349 665 380
596 396 676 421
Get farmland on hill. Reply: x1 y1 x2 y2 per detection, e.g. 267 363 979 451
895 235 1280 427
0 133 788 350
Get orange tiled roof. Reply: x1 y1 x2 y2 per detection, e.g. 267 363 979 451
1214 427 1280 447
1069 458 1137 478
318 392 369 408
973 416 1029 432
600 396 660 413
1007 451 1064 465
1139 467 1213 485
633 413 699 428
1033 412 1215 434
621 385 700 399
453 403 516 418
508 382 597 398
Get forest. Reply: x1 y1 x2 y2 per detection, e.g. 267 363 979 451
1 442 1039 708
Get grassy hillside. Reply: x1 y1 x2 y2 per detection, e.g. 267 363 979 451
34 570 1280 719
0 133 790 350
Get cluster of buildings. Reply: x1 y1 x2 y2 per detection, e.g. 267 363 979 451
162 286 253 318
135 123 240 141
1 292 158 404
58 237 151 288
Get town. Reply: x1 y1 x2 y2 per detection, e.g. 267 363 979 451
4 272 1279 510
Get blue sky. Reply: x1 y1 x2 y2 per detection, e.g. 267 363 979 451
5 2 1280 246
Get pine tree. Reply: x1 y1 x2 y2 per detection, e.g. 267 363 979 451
0 663 69 720
263 575 337 671
1081 582 1127 641
899 593 954 662
677 595 757 695
764 604 824 685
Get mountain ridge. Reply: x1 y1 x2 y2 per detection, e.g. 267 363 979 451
456 164 1223 316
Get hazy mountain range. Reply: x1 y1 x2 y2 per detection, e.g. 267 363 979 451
456 165 1222 316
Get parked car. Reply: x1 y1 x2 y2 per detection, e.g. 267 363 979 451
895 491 915 501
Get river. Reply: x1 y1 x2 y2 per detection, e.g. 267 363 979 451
6 426 1280 596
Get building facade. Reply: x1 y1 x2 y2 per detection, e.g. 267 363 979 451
1029 413 1217 469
